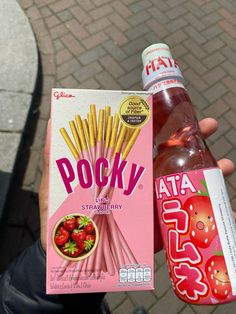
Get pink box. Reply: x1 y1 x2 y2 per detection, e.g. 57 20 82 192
47 89 154 294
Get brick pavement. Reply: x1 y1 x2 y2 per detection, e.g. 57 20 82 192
8 0 236 312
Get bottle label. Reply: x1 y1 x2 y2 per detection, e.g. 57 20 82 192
142 57 184 90
149 79 185 94
155 168 236 304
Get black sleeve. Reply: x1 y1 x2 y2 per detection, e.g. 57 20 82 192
0 240 105 314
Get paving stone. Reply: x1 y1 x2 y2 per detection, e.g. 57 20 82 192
57 58 80 80
127 11 150 26
213 301 236 314
221 61 236 80
184 25 207 45
146 19 169 39
65 19 88 40
73 61 102 82
103 40 127 62
207 116 231 142
166 17 188 32
224 110 236 128
203 51 225 69
226 129 236 146
210 136 233 160
69 5 92 25
56 48 73 65
219 20 236 39
127 291 156 309
77 77 100 89
0 92 32 132
105 26 129 45
223 76 236 94
49 0 75 13
122 37 148 56
96 71 121 90
50 24 68 39
201 11 222 26
154 250 167 267
121 54 140 72
150 288 186 314
153 263 172 298
83 31 108 49
60 75 78 88
105 292 126 312
147 6 170 24
118 68 141 89
107 12 130 31
61 33 84 55
203 67 226 86
89 4 113 19
218 8 236 25
57 9 73 22
202 37 225 53
126 24 149 41
112 298 135 314
129 0 152 13
78 46 106 66
167 6 188 19
184 68 208 91
203 82 228 103
86 17 111 34
221 46 236 66
183 39 207 59
165 30 187 46
190 304 216 314
180 306 195 314
99 55 125 78
40 6 53 18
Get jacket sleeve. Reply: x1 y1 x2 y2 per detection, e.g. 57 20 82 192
0 240 64 314
0 240 106 314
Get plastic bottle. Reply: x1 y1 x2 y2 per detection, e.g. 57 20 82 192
142 43 236 304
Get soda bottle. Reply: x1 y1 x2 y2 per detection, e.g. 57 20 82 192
142 43 236 304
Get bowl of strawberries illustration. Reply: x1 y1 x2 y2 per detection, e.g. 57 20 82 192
52 214 99 261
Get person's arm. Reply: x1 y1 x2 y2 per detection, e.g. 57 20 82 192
0 240 63 314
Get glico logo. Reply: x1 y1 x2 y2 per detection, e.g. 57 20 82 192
53 91 76 100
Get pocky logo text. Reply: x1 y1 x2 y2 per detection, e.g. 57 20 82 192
56 152 145 196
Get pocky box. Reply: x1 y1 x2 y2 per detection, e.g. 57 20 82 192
47 89 154 294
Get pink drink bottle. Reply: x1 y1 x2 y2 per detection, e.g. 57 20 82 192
142 43 236 304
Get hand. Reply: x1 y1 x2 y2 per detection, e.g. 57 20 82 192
154 118 235 253
39 120 50 252
39 119 235 253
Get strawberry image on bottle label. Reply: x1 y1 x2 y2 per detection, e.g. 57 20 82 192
183 182 218 249
155 168 236 304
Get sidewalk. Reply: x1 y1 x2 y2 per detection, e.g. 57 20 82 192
5 0 236 313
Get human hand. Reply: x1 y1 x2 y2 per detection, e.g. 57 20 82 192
154 117 235 253
39 120 50 252
38 119 235 253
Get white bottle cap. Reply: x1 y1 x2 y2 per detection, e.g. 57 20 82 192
142 43 173 67
141 43 184 90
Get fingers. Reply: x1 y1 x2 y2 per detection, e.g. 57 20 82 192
43 119 51 170
199 118 218 138
217 158 235 177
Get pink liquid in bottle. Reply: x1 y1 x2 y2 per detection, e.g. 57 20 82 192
142 44 236 305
